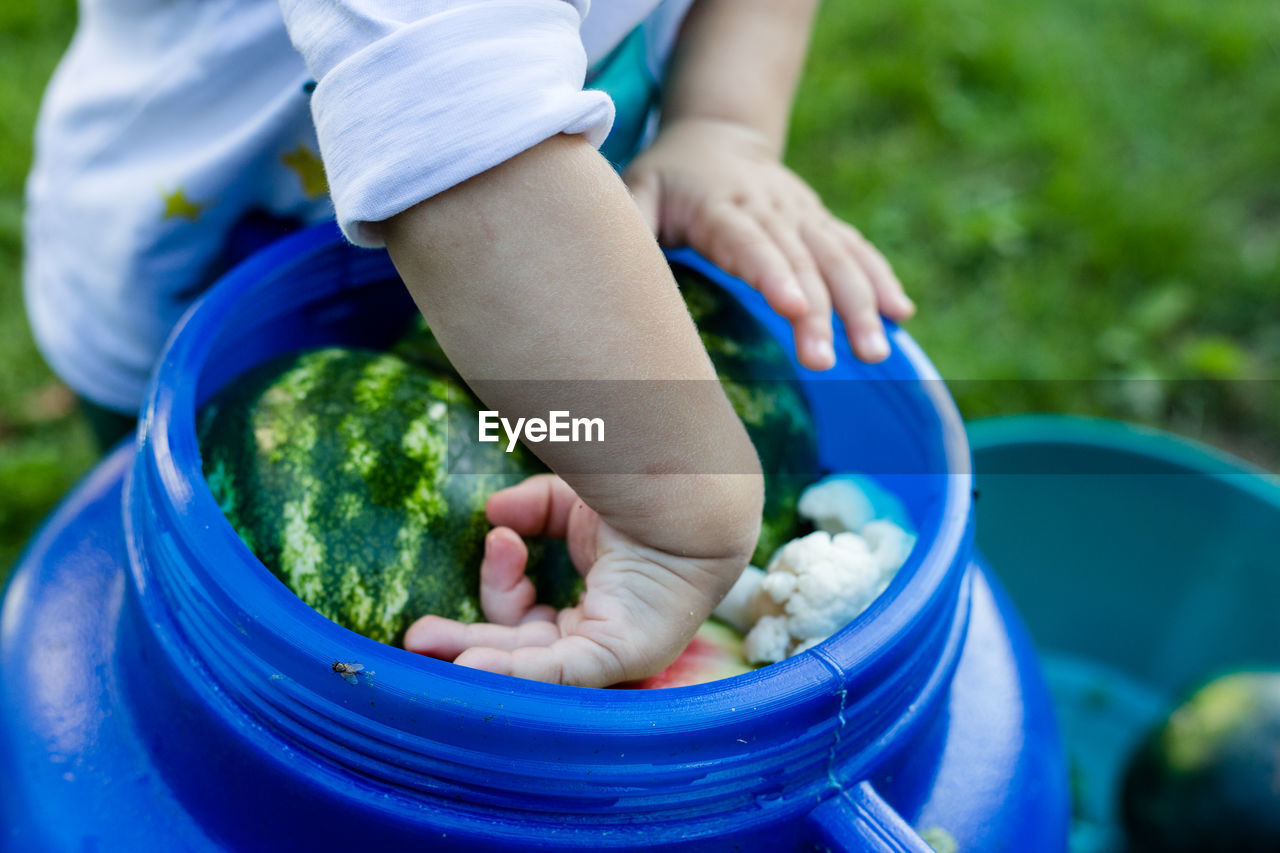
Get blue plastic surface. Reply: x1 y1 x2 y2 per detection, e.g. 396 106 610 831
1 224 1068 851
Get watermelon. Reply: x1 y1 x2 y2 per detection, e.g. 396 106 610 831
676 268 819 566
1120 670 1280 852
623 619 755 689
201 268 816 647
199 347 576 645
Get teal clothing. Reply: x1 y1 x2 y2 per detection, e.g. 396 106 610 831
588 25 661 171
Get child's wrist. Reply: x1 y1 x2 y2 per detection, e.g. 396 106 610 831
656 115 783 161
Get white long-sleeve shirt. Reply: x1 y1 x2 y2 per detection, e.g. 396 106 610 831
25 0 692 413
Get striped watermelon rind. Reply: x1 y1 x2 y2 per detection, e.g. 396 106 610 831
200 267 816 646
199 347 563 645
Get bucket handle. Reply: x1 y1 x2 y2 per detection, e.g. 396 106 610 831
805 781 937 852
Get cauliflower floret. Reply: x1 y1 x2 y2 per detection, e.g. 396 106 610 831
796 477 875 534
862 519 917 574
760 571 798 604
727 478 919 666
797 474 914 534
712 565 766 634
743 615 791 664
739 525 915 665
767 531 881 643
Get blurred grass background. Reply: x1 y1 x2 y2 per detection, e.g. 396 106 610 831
790 0 1279 461
1 0 96 576
1 0 1277 576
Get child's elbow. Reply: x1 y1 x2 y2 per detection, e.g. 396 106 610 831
703 465 765 569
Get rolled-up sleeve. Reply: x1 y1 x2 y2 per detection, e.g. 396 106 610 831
279 0 616 246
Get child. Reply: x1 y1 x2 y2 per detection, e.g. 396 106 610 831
25 0 914 687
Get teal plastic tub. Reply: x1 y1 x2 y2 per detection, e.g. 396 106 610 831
967 415 1280 852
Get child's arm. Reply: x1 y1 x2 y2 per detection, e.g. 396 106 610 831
625 0 915 369
383 134 764 687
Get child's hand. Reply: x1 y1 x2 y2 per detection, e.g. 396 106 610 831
403 475 742 688
624 118 914 370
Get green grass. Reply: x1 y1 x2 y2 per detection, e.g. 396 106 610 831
789 0 1280 462
0 0 94 576
1 0 1278 579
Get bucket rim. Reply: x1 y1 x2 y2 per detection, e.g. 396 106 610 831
967 414 1280 509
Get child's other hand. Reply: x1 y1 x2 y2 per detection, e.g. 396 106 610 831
403 475 740 688
624 118 914 370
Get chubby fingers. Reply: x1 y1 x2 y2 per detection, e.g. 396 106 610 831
759 214 837 370
476 527 557 627
403 614 561 661
681 197 912 368
838 222 913 322
802 220 889 363
403 524 575 656
485 474 598 574
485 474 578 537
423 604 684 688
404 509 567 659
688 201 811 323
453 635 635 688
405 604 669 688
401 527 556 657
689 207 907 367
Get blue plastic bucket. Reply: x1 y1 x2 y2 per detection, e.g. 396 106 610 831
2 224 1067 851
